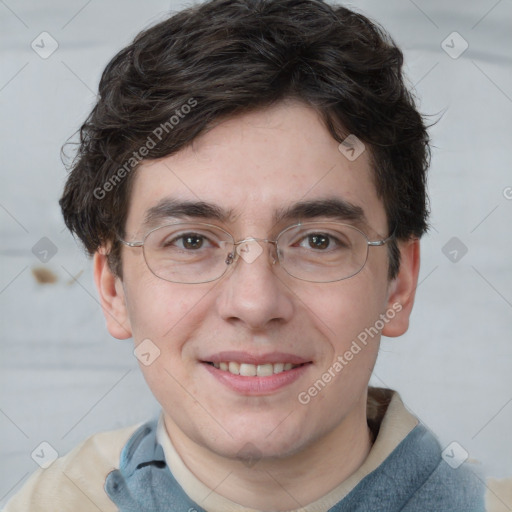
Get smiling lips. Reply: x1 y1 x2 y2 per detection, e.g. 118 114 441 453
202 352 312 394
209 361 301 377
204 360 311 395
204 351 311 377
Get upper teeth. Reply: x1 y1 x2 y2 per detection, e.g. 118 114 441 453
212 362 296 376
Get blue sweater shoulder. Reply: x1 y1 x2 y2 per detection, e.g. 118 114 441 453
329 424 485 512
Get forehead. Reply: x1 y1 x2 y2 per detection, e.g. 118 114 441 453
125 101 387 236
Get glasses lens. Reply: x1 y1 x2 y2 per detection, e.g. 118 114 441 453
143 223 234 283
277 222 369 282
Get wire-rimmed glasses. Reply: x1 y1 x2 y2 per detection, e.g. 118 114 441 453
119 221 394 284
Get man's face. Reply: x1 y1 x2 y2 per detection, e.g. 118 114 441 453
109 101 402 460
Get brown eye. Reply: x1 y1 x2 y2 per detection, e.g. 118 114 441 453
181 234 204 250
162 233 209 250
308 234 330 250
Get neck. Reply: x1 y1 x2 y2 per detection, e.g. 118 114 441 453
164 398 373 510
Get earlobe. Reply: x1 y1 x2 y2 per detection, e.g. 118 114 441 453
382 239 421 338
93 250 132 340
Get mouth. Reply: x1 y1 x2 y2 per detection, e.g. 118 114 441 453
201 353 312 395
205 361 306 377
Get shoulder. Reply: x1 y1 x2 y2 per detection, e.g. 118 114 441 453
363 423 486 511
401 439 485 511
395 425 512 512
366 389 511 512
3 423 142 512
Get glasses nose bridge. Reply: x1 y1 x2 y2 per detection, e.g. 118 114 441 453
230 236 279 266
234 236 277 246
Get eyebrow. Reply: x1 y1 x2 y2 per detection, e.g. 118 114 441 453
274 197 366 226
142 197 367 231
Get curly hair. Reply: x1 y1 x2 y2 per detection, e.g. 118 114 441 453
60 0 430 279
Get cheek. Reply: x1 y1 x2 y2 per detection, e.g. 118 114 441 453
123 274 208 343
303 274 388 352
125 281 210 415
123 278 217 393
293 277 387 418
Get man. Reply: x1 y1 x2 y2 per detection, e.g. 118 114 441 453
5 0 496 510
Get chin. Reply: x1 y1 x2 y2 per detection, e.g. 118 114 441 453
197 415 320 462
212 435 308 463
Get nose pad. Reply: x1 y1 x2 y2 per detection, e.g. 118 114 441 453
270 245 278 265
269 242 279 266
263 241 279 267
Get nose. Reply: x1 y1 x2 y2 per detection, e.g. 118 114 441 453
215 238 294 331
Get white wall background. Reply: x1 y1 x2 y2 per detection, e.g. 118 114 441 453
1 0 511 506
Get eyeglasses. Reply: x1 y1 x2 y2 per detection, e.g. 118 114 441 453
118 221 394 284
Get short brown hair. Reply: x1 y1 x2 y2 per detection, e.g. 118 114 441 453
60 0 430 279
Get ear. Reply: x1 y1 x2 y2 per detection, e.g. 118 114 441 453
381 238 420 338
93 250 132 340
